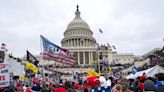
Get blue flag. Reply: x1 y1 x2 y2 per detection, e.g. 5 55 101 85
132 66 138 74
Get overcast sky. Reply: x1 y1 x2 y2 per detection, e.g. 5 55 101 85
0 0 164 57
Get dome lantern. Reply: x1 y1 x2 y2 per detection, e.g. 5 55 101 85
75 5 81 19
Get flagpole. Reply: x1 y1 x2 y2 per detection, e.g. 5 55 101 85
40 36 44 77
97 29 102 74
40 35 43 58
97 49 100 74
98 34 100 74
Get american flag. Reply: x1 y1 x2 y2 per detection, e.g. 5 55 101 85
41 35 75 66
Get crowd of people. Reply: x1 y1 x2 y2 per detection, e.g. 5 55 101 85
0 71 163 92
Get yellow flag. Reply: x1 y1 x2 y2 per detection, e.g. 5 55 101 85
86 69 100 77
109 66 112 74
19 76 25 81
26 61 38 73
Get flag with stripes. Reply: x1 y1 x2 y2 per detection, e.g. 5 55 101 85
40 35 75 65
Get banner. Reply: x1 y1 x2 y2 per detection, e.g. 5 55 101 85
41 35 75 65
4 54 25 76
0 63 10 87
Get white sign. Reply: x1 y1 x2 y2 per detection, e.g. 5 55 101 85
0 63 10 87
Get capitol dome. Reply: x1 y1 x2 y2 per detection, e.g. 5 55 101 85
61 5 96 47
66 13 90 30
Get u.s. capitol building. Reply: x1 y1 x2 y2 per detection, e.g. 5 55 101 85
61 6 134 65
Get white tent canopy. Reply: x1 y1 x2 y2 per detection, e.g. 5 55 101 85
126 65 164 79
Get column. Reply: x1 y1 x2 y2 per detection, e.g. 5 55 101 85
78 52 80 65
83 52 85 65
89 52 91 64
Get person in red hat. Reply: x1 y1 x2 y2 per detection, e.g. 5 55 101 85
86 76 100 88
85 76 100 92
53 86 67 92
